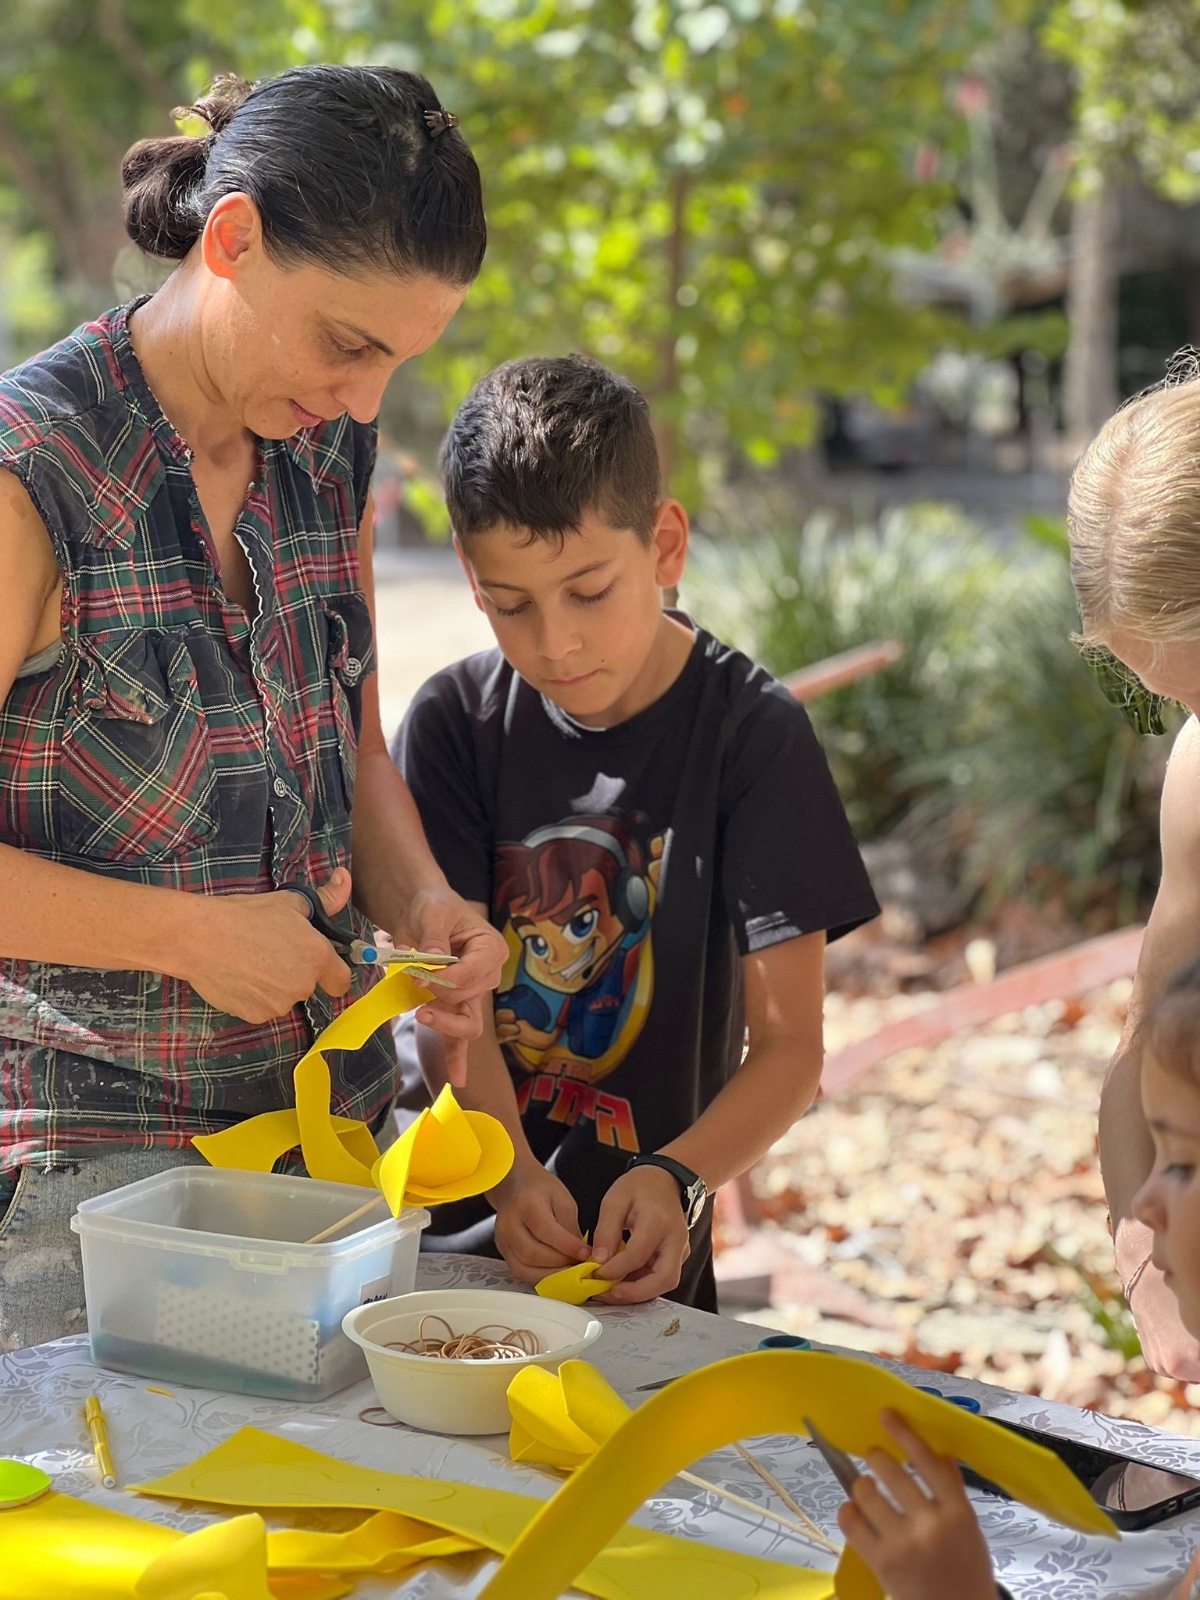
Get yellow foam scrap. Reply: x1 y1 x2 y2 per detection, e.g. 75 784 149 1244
267 1511 475 1574
132 1426 833 1600
268 1580 352 1600
0 1490 178 1597
534 1259 610 1305
192 1110 303 1174
133 1513 274 1599
509 1367 599 1471
270 1583 351 1600
478 1349 1118 1600
0 1494 344 1600
508 1362 632 1473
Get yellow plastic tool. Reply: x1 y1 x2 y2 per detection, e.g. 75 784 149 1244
478 1349 1119 1600
132 1425 834 1600
192 964 514 1213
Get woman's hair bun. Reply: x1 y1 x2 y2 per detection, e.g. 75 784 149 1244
173 73 253 138
121 75 253 259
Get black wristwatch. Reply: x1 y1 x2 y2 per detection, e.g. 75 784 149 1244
625 1153 708 1230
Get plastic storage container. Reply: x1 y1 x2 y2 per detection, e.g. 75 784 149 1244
70 1167 429 1401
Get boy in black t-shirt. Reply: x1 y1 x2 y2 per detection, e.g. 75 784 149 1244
392 354 878 1311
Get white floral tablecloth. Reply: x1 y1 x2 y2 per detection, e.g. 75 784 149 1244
1 1251 1197 1599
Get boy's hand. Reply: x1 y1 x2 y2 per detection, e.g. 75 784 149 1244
402 886 508 1086
491 1165 592 1284
837 1411 997 1600
591 1165 690 1304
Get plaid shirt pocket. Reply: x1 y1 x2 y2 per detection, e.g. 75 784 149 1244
318 593 373 819
59 629 220 863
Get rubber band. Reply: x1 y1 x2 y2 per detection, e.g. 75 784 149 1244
386 1314 541 1361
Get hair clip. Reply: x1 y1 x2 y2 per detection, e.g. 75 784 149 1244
423 108 460 138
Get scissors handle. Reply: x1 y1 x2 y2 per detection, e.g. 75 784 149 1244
282 882 353 955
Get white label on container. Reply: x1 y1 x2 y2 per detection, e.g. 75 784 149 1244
359 1274 392 1306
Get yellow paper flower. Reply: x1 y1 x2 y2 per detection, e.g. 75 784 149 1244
193 968 513 1212
508 1361 631 1471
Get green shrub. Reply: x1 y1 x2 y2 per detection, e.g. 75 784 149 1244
684 500 1176 919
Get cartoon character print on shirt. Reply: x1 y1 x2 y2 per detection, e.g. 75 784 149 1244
493 815 667 1153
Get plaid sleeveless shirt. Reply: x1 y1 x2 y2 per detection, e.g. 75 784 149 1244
0 302 396 1171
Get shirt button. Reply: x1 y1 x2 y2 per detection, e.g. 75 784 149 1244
343 656 362 682
273 777 289 798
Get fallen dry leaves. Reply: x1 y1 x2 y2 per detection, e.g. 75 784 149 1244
732 971 1200 1437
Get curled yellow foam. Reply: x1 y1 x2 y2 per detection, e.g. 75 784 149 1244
193 967 513 1212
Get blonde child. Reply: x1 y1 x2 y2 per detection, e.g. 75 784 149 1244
841 956 1200 1599
1069 376 1200 1382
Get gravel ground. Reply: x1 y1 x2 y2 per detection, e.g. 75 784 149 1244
737 975 1200 1437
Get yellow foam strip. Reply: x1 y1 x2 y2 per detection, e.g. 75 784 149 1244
478 1350 1118 1600
132 1426 833 1600
193 971 514 1211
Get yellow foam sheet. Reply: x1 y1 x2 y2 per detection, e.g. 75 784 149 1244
192 964 514 1210
534 1260 610 1306
509 1361 631 1470
0 1492 348 1600
132 1426 833 1600
478 1349 1119 1600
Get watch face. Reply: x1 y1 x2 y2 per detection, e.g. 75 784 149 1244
684 1181 708 1230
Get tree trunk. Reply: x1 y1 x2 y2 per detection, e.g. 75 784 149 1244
1063 182 1121 455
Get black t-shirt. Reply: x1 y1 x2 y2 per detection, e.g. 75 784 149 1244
392 620 878 1308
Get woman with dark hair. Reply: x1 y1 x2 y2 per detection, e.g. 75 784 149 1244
0 65 505 1349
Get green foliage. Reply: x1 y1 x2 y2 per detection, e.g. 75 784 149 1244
0 0 1016 500
1045 0 1200 199
1041 1242 1142 1360
685 500 1176 917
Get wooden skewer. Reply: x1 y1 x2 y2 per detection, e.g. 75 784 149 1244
676 1467 840 1553
304 1194 386 1245
732 1442 840 1553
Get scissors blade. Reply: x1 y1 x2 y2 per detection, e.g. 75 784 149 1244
803 1417 860 1495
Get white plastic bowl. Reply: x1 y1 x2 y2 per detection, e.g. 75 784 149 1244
342 1287 603 1435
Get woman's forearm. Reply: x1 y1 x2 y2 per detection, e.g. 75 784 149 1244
350 746 449 934
0 840 198 974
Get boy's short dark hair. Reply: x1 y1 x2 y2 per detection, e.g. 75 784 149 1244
440 354 661 544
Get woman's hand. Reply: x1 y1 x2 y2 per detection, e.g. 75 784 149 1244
400 885 508 1086
838 1411 997 1600
176 869 353 1023
591 1165 690 1304
491 1163 592 1284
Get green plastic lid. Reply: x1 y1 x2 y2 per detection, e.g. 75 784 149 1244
0 1460 50 1509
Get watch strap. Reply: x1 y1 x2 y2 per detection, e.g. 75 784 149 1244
625 1153 707 1227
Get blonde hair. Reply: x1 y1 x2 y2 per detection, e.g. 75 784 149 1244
1069 380 1200 644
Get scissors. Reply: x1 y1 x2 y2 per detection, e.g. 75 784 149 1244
282 882 459 987
803 1415 861 1495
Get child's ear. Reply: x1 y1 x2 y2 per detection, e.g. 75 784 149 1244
453 534 487 614
651 500 689 589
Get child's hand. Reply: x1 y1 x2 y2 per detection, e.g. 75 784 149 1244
591 1166 690 1303
837 1411 997 1600
491 1165 592 1285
